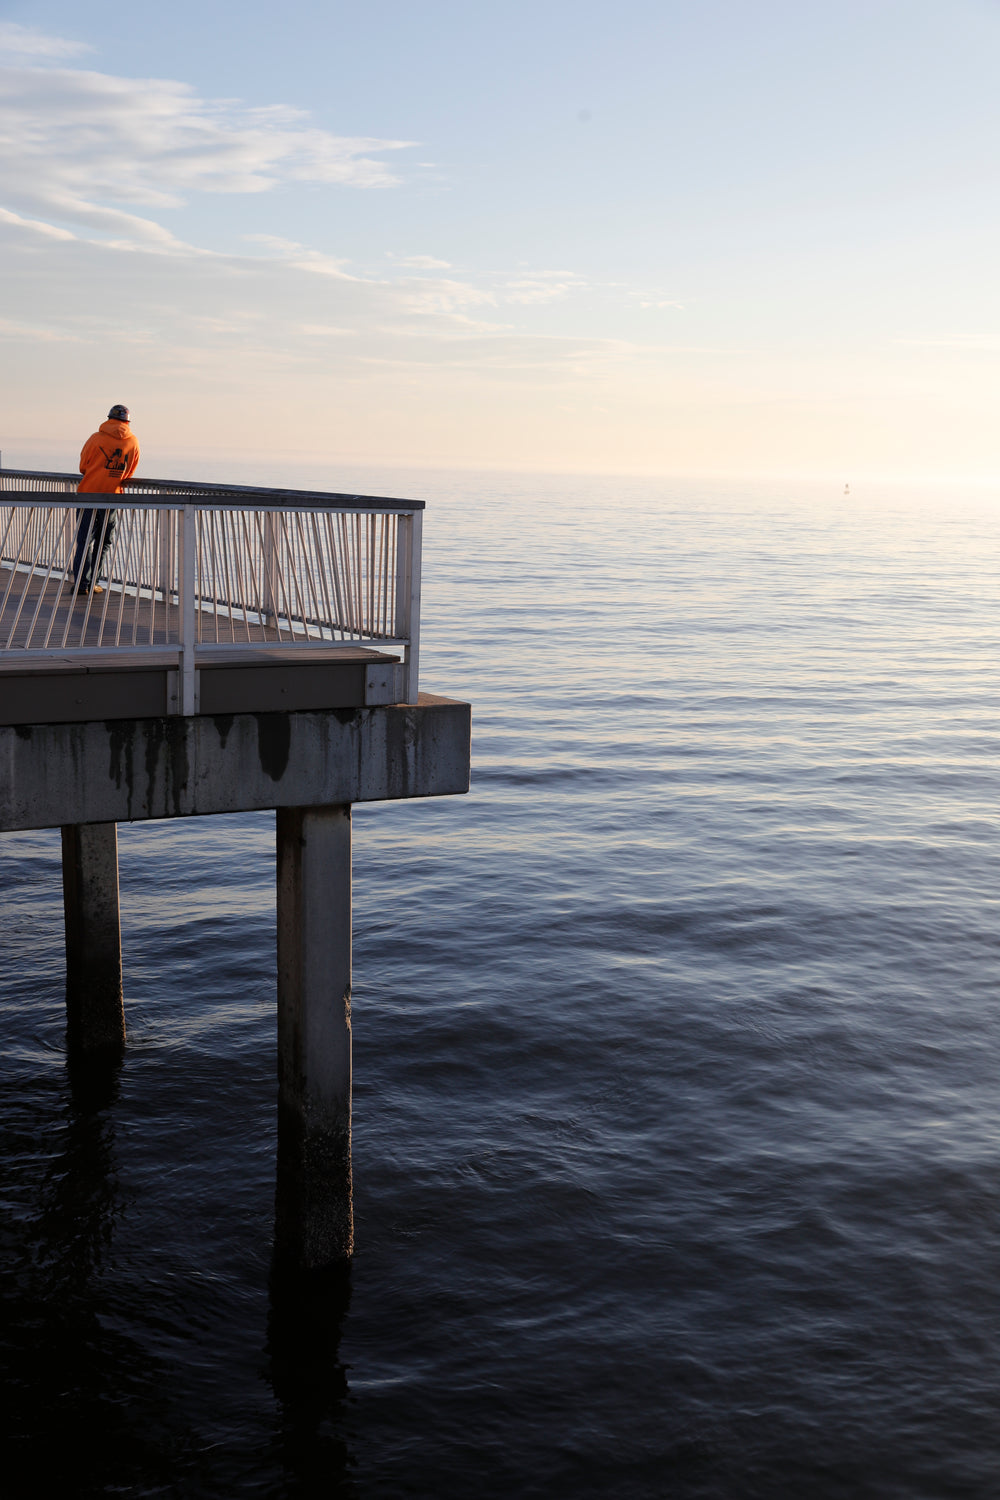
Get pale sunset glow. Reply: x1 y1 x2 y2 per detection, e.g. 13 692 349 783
1 0 998 481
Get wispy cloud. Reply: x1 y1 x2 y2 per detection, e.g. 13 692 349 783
299 324 361 338
0 57 416 248
396 277 499 315
503 276 584 305
244 235 358 279
0 314 85 342
390 254 453 270
0 205 77 241
0 23 92 60
355 331 648 379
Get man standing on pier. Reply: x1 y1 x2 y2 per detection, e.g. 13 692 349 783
73 404 141 594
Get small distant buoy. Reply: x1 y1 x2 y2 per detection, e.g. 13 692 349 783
844 483 850 495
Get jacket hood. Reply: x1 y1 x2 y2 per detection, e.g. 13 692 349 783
99 419 130 439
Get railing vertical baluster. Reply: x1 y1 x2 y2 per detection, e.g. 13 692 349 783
158 507 170 645
354 515 363 638
218 510 232 642
371 513 379 636
337 513 355 637
245 512 269 638
0 504 19 570
291 512 315 639
100 508 125 645
229 510 246 643
113 509 138 646
95 507 124 646
380 513 390 637
61 509 96 648
3 508 48 649
263 511 280 628
311 513 335 643
274 515 298 642
325 513 346 640
366 513 375 636
196 512 205 645
260 513 279 640
158 506 173 634
42 502 76 650
204 510 219 643
171 507 180 645
148 509 159 645
120 508 139 645
216 510 232 643
131 508 146 646
22 504 65 648
390 514 398 639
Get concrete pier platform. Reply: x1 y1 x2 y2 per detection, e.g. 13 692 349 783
1 693 470 1267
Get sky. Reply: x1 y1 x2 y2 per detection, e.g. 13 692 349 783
1 0 1000 482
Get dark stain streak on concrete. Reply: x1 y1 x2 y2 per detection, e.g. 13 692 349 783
255 713 291 782
356 709 367 790
13 725 32 742
144 717 191 817
385 705 411 799
143 722 160 819
108 720 136 817
213 714 235 750
165 718 191 815
107 718 191 819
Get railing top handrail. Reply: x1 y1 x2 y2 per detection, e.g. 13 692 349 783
0 467 425 513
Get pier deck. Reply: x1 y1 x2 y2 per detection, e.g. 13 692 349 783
0 641 404 724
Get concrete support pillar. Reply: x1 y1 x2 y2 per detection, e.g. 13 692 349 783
61 822 125 1051
275 804 353 1268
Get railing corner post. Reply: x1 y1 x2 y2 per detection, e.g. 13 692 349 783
180 503 197 714
396 509 422 705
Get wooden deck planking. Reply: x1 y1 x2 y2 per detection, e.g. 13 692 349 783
0 565 376 652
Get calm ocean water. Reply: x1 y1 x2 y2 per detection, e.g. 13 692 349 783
1 469 999 1498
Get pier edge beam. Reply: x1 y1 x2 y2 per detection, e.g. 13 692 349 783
275 803 354 1268
61 821 125 1051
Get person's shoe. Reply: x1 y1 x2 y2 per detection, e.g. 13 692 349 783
90 584 104 595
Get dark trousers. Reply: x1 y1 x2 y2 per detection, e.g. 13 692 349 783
72 508 116 590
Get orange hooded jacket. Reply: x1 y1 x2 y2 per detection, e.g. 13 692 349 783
78 419 141 494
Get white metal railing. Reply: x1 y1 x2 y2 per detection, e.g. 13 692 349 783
0 469 423 709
